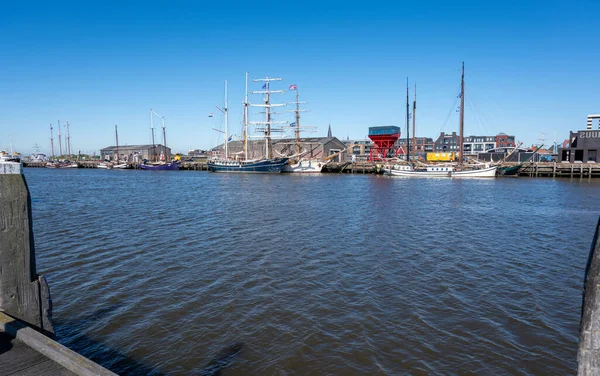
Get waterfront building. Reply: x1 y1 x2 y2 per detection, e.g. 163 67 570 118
343 139 373 161
100 144 172 162
558 114 600 162
434 132 516 156
396 137 435 160
211 137 348 163
433 132 460 153
495 133 516 148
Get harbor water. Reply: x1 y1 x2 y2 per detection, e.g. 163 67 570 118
25 168 600 375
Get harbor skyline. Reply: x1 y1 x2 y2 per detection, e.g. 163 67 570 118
1 0 599 155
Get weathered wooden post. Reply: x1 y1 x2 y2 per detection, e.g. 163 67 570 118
578 216 600 375
0 161 54 336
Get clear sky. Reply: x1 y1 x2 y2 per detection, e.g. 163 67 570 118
1 0 599 156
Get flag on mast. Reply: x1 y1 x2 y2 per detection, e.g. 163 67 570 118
289 84 297 90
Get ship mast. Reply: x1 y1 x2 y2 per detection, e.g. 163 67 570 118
412 84 416 159
294 86 301 156
225 80 228 160
406 78 410 161
243 73 248 160
162 116 167 161
250 75 285 159
57 119 62 158
115 123 120 162
66 120 71 158
49 123 55 159
150 109 156 161
459 62 465 168
265 78 271 158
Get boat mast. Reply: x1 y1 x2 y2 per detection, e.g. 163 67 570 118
66 120 71 158
162 116 167 161
295 86 301 156
250 75 285 159
406 78 410 161
115 123 119 162
150 109 155 162
459 62 465 168
265 77 271 159
224 80 229 160
57 120 63 158
49 123 55 159
412 84 416 159
244 73 248 160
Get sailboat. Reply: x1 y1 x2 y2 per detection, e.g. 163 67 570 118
385 63 497 178
207 74 288 173
139 110 179 171
99 124 128 169
281 84 324 173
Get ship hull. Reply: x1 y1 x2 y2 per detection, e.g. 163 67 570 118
208 158 288 173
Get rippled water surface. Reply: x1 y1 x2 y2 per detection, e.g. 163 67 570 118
24 168 600 375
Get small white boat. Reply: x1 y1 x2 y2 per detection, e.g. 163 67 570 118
384 164 453 177
385 163 497 178
282 159 324 173
452 165 497 178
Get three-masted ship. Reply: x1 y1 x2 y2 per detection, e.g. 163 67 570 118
208 73 288 173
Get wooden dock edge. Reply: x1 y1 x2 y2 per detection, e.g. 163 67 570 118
578 216 600 375
0 311 117 376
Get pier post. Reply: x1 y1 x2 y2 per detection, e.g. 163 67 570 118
571 164 574 178
553 162 556 178
0 162 54 336
579 216 600 375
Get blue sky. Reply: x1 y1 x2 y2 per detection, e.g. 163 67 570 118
1 0 599 155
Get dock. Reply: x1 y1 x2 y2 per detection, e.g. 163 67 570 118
0 161 116 376
23 160 600 178
0 330 75 376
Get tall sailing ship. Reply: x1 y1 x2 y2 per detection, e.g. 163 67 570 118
207 73 288 173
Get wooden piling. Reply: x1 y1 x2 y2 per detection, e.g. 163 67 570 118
0 162 54 336
579 216 600 375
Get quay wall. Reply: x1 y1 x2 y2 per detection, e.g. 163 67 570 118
22 161 600 178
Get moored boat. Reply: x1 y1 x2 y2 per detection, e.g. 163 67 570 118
139 162 179 171
208 74 289 174
208 158 288 173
